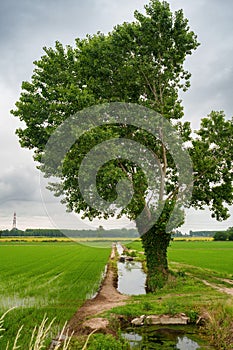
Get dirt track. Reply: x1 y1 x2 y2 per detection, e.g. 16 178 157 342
67 247 129 335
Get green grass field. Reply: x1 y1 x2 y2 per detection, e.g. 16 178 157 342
0 242 110 348
168 241 233 275
1 239 233 349
127 240 233 276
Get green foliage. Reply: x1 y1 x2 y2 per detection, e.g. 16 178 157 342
147 272 167 291
227 227 233 241
87 334 129 350
213 231 228 241
189 230 216 237
11 0 232 288
11 0 199 222
141 224 172 291
186 310 199 323
125 250 137 258
165 300 179 315
190 111 233 221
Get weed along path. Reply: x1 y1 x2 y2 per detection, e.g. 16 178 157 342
201 278 233 296
67 244 129 335
171 261 233 296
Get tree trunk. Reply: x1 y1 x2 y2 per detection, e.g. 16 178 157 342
140 224 171 291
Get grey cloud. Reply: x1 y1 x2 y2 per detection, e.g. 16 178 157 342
0 166 40 204
169 0 233 124
0 0 145 88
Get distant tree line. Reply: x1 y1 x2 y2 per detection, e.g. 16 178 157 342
0 227 138 238
171 228 233 239
189 230 217 237
171 231 185 237
1 227 232 240
173 230 218 237
213 227 233 241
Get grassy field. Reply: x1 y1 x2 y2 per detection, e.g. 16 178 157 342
0 242 110 348
1 238 233 349
0 236 133 248
168 240 233 275
127 239 233 275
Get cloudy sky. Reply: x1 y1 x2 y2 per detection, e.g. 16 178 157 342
0 0 232 233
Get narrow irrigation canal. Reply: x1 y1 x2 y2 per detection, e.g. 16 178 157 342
116 243 215 349
117 260 146 295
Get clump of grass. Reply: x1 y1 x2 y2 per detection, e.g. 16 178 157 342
186 309 199 323
85 333 129 350
125 250 137 258
204 302 233 349
0 307 16 348
0 311 73 350
165 300 179 315
142 301 153 312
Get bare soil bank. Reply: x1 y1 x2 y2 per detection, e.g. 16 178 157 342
68 248 128 335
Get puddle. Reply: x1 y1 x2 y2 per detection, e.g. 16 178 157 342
122 325 215 349
117 260 146 295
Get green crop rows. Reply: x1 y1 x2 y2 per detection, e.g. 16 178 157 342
0 242 110 348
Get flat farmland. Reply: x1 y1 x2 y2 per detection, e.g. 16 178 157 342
0 242 110 348
127 240 233 275
168 241 233 275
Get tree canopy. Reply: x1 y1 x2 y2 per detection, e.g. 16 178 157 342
11 0 233 290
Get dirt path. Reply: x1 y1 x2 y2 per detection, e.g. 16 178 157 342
201 278 233 296
67 255 233 337
67 246 129 335
171 261 233 296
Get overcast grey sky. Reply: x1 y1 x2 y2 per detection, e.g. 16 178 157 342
0 0 232 232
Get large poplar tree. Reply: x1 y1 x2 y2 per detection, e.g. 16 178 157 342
12 0 233 290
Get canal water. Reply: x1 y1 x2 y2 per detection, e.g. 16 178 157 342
117 260 146 295
121 325 214 349
116 243 214 349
